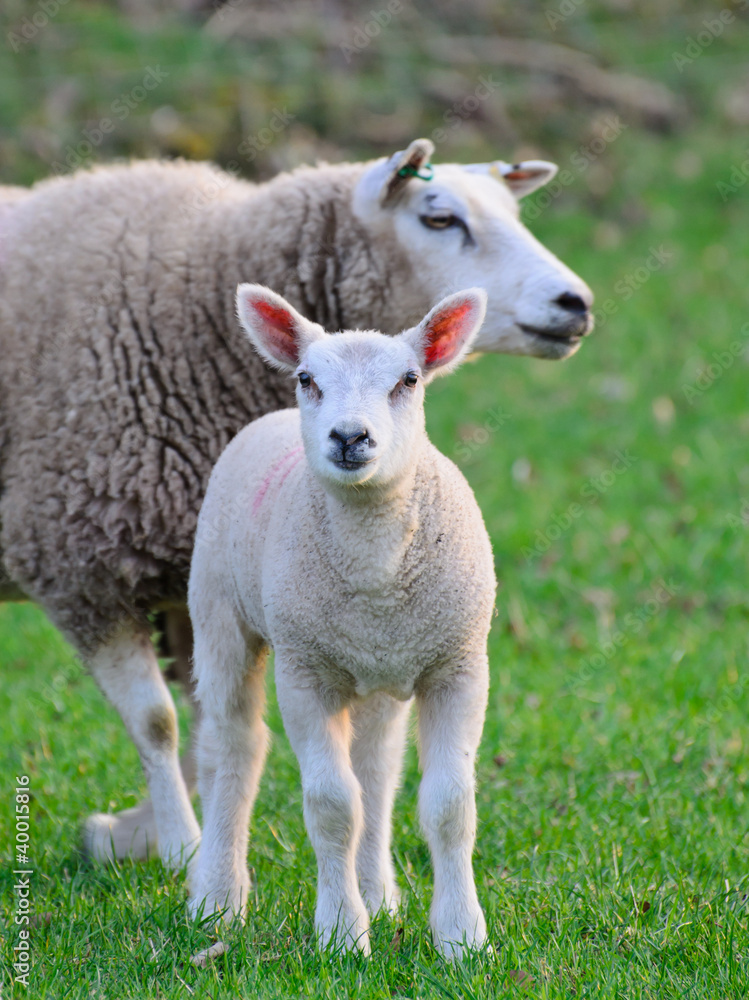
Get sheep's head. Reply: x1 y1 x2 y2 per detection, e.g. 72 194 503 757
352 139 594 361
236 283 487 495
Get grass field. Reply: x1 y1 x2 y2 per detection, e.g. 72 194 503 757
2 5 749 999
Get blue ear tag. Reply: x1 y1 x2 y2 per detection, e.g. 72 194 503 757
397 163 434 181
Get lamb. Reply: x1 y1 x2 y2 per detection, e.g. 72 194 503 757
0 138 593 864
187 283 496 957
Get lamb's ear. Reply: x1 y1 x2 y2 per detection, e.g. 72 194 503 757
402 288 488 378
463 159 558 199
236 284 325 372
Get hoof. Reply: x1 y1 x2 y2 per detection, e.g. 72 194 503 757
432 908 488 960
188 880 249 925
317 904 371 956
190 941 229 967
82 812 155 862
362 883 401 918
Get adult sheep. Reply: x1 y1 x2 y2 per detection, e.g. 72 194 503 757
0 138 593 864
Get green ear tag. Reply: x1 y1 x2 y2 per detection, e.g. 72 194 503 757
397 163 434 181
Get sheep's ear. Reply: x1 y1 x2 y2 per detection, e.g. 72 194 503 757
463 159 558 199
356 138 435 210
236 284 325 372
402 288 488 378
381 138 434 206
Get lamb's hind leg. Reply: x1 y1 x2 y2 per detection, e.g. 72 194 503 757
83 608 201 862
350 693 411 916
83 622 201 868
188 626 270 922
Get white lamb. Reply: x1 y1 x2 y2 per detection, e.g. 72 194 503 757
188 283 496 957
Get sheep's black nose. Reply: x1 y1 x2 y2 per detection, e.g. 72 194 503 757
555 292 589 314
330 428 370 448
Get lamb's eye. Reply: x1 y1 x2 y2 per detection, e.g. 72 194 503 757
298 372 311 388
419 213 456 230
404 371 419 387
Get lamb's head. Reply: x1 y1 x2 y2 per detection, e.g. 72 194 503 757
353 138 594 361
237 283 487 495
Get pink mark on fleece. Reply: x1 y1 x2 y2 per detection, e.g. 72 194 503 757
252 445 304 516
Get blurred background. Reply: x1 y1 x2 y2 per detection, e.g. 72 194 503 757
1 3 749 992
2 0 746 708
2 0 746 184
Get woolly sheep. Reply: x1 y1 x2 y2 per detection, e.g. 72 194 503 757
188 284 496 957
0 139 592 864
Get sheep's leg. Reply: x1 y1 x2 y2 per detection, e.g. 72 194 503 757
83 625 201 868
276 663 370 954
83 608 201 861
188 630 269 922
162 607 200 794
350 693 411 916
417 665 489 958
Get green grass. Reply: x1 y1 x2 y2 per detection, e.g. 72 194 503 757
2 4 749 998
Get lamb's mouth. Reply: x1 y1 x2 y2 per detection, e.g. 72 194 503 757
333 458 375 471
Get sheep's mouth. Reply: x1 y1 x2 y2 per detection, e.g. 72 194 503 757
519 324 583 346
517 322 592 360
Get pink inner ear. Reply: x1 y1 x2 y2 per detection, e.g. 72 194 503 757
424 301 474 366
504 169 535 182
251 298 299 365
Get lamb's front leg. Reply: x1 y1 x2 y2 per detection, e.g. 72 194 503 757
276 660 370 954
417 662 489 958
188 632 270 922
350 693 411 916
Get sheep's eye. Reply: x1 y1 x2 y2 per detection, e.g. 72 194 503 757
419 213 456 230
298 372 311 388
404 371 419 387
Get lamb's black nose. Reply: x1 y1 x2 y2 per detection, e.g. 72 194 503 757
330 428 370 448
